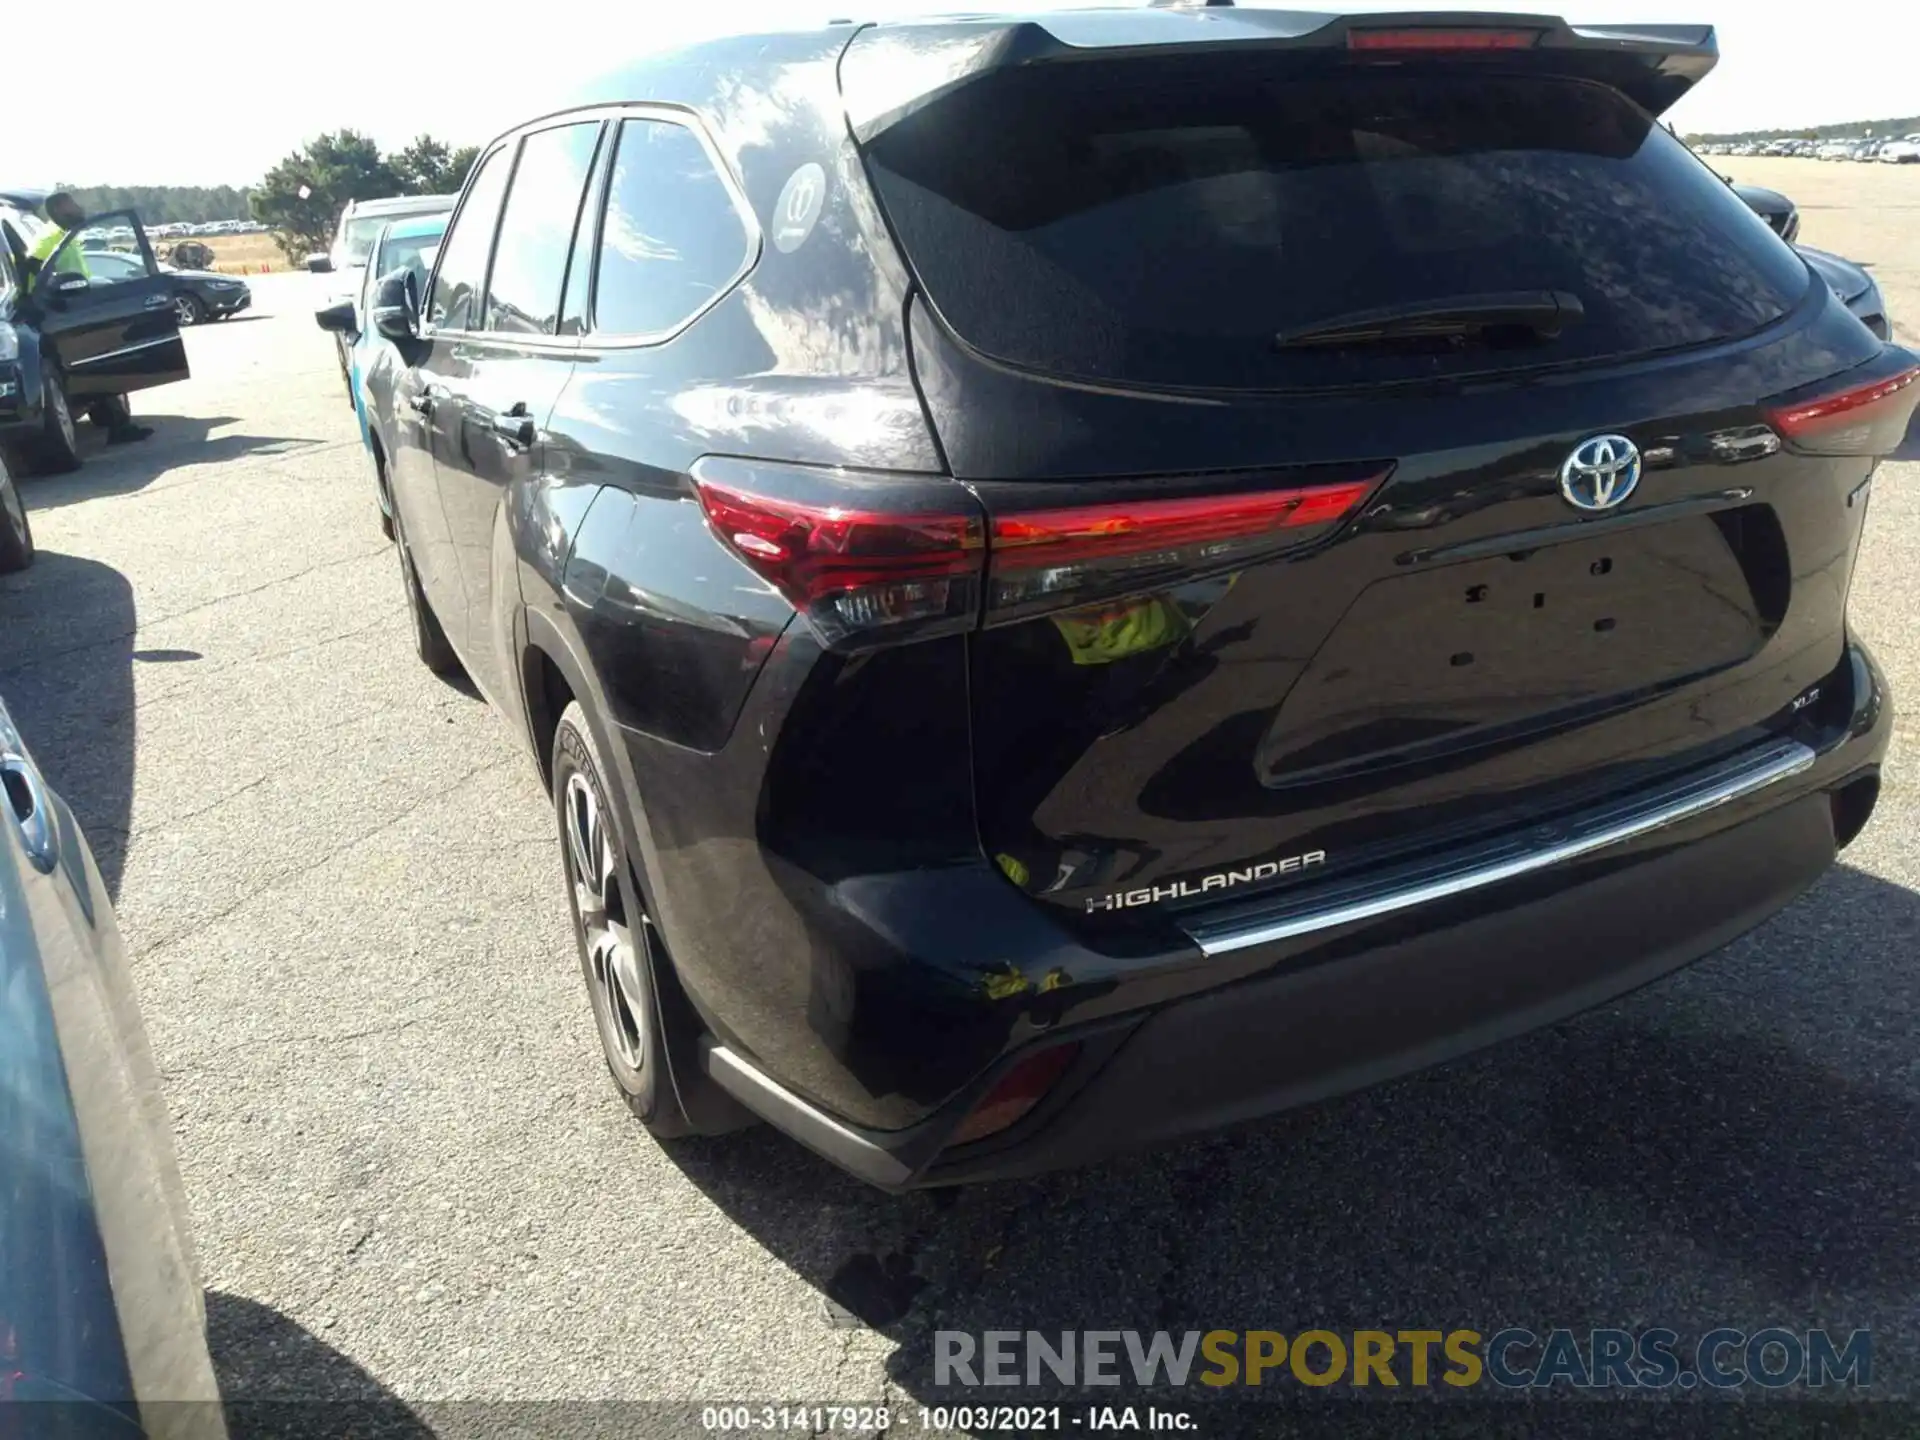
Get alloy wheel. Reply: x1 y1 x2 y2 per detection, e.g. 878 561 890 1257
564 771 651 1075
174 295 199 325
49 382 75 453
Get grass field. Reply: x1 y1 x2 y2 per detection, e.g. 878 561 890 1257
194 232 294 274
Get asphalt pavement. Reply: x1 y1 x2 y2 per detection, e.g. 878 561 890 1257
2 173 1919 1432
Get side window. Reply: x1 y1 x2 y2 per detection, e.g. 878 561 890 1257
558 132 614 338
84 250 143 281
593 118 752 338
485 121 603 336
360 230 387 312
42 211 156 293
428 147 513 332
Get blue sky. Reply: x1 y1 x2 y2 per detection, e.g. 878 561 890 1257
19 0 1920 186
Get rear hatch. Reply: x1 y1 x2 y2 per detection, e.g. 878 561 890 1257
847 13 1912 921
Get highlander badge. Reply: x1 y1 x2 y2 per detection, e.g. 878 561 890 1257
1085 850 1327 913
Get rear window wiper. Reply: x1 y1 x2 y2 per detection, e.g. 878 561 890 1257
1274 291 1586 350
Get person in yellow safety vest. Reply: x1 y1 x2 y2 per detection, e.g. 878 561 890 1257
28 193 152 445
27 192 91 282
1050 595 1191 666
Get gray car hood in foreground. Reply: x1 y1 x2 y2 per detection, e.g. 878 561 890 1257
0 696 224 1435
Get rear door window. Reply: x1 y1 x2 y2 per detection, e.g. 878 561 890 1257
591 118 752 339
863 64 1813 390
484 121 603 337
428 147 512 332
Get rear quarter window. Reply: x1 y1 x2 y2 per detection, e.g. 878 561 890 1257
591 117 753 339
863 64 1813 390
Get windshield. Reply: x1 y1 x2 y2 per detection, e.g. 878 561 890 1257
340 217 388 266
0 203 50 250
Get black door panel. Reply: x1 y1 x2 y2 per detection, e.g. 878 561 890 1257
428 118 603 702
34 212 188 399
429 338 578 702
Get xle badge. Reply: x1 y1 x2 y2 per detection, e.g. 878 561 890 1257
1085 851 1327 913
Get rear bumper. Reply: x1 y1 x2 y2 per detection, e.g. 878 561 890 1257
706 638 1890 1190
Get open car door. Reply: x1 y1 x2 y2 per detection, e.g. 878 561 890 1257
30 210 189 400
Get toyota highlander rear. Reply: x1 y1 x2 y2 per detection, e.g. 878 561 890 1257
534 12 1915 1188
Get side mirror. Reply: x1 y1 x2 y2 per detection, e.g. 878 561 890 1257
314 299 358 335
306 253 334 274
370 269 420 342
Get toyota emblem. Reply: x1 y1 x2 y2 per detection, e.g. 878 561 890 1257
1559 434 1641 512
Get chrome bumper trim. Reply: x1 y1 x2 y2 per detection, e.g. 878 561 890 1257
1184 737 1818 958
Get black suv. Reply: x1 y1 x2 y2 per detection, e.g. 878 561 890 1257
369 9 1915 1189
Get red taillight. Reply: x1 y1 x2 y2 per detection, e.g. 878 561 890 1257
693 460 1381 646
693 458 985 647
1347 27 1541 51
947 1043 1081 1148
1766 362 1920 456
987 477 1378 622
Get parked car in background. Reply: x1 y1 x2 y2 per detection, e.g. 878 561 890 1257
1732 180 1799 241
83 247 251 326
1880 136 1920 163
0 694 226 1436
313 213 448 539
1727 185 1894 339
0 445 31 571
364 9 1914 1188
1799 245 1893 341
0 197 189 474
309 194 456 393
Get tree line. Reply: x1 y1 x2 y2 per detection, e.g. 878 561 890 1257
52 184 253 226
250 131 480 260
53 131 478 259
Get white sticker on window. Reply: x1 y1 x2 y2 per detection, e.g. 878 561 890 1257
771 162 827 254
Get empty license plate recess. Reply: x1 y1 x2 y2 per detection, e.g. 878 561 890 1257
1260 516 1771 780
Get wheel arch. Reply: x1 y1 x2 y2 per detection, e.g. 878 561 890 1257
520 603 750 1133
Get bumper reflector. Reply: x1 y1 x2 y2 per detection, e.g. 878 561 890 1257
947 1043 1081 1148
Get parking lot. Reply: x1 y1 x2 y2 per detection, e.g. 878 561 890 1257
3 156 1920 1425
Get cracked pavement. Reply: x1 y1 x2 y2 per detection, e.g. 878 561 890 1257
1 153 1918 1431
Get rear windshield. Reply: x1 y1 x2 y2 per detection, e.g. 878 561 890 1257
863 64 1812 390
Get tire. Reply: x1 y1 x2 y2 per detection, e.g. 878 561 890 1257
392 507 462 677
0 463 33 573
31 369 80 474
87 393 131 430
173 291 204 326
553 701 693 1138
370 444 395 542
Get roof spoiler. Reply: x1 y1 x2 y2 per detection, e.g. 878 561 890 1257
840 10 1716 140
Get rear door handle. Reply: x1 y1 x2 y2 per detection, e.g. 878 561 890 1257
1 751 58 873
489 402 535 449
